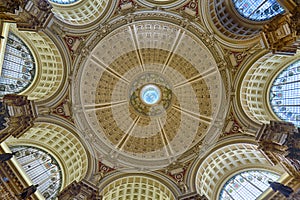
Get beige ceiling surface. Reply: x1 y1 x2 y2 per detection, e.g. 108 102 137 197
73 20 225 171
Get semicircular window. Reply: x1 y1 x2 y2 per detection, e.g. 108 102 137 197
270 60 300 127
10 146 62 200
219 170 280 200
232 0 285 21
0 32 36 96
49 0 78 4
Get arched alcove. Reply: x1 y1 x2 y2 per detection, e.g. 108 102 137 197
238 52 300 125
6 122 89 187
49 0 114 26
101 175 176 200
195 143 283 199
10 146 63 200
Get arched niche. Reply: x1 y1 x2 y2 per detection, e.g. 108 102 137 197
194 143 284 199
100 174 177 200
6 122 89 187
2 25 67 103
236 51 300 126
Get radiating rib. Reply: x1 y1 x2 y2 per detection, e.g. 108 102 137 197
161 30 185 74
174 68 216 89
172 104 212 123
130 25 145 72
84 100 128 111
91 55 130 84
116 116 140 150
157 118 174 157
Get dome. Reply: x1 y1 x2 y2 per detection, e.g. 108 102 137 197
73 18 226 171
2 1 299 199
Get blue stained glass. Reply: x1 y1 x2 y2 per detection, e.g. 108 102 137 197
1 32 35 96
270 60 300 127
232 0 285 21
219 170 280 200
49 0 78 4
11 146 62 200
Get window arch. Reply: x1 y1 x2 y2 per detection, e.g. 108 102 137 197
10 146 62 200
232 0 284 21
219 170 280 200
0 32 36 96
269 60 300 127
49 0 78 4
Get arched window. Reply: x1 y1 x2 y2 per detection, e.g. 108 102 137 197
0 32 35 96
49 0 78 4
10 146 62 200
232 0 284 21
270 60 300 127
219 170 280 200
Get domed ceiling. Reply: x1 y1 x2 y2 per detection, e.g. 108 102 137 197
72 13 228 171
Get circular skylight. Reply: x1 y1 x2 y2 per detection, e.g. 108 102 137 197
270 60 300 127
140 84 161 105
232 0 284 21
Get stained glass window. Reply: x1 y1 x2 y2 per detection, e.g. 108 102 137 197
219 170 280 200
0 32 35 96
11 146 62 200
49 0 78 4
232 0 285 21
270 60 300 127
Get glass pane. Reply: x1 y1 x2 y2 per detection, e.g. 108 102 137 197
49 0 78 4
270 60 300 127
0 32 36 96
219 170 280 200
10 146 62 200
232 0 285 21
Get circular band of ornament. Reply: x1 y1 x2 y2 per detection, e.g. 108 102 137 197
73 18 225 171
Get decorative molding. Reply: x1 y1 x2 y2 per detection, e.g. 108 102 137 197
0 0 53 31
58 179 101 200
0 95 37 143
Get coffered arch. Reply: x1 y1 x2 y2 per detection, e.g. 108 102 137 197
99 173 178 200
49 0 116 27
199 0 285 48
194 143 284 200
6 121 90 187
8 26 67 103
235 51 300 126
